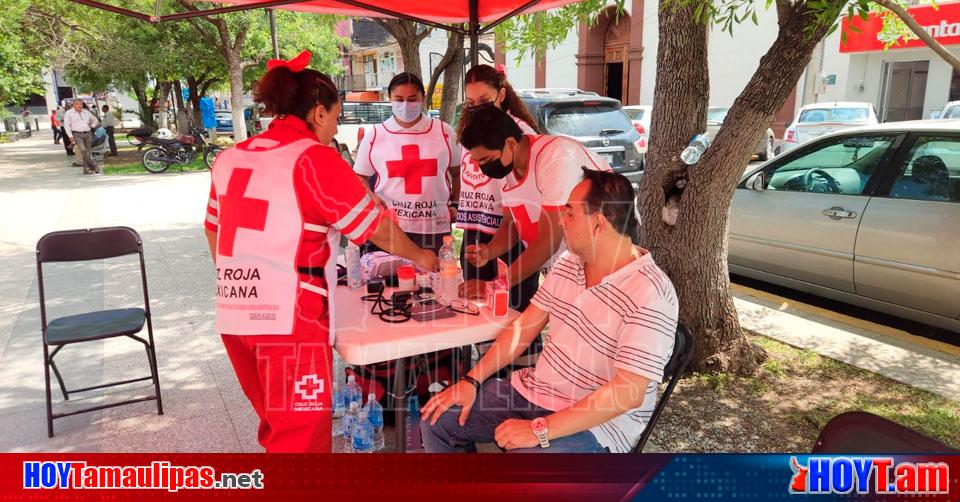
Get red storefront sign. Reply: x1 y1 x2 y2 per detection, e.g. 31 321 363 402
840 1 960 53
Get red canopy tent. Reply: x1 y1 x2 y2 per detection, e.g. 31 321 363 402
66 0 583 65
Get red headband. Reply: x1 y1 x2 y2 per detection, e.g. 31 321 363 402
494 63 507 77
267 50 312 72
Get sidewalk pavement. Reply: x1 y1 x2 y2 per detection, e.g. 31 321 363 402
0 133 954 454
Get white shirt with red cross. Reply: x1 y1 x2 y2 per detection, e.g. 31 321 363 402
498 134 612 255
457 112 536 235
354 115 460 235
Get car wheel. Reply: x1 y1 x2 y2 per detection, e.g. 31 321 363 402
758 136 774 161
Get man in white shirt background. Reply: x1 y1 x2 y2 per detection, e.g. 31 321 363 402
100 104 118 156
63 100 100 174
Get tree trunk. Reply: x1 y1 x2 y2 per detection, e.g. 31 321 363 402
439 32 464 124
156 82 171 129
426 29 464 115
227 54 248 141
173 80 190 132
131 81 154 129
639 0 841 375
375 19 431 80
187 76 203 127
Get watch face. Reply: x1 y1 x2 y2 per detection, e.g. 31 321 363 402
532 418 547 433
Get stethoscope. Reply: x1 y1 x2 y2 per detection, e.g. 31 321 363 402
362 284 479 323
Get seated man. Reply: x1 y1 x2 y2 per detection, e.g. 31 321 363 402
420 168 678 453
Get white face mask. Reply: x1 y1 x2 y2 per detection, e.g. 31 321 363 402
392 101 422 123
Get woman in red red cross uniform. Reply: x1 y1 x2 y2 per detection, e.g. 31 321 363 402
353 72 461 253
204 51 437 453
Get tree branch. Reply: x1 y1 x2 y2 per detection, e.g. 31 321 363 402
873 0 960 71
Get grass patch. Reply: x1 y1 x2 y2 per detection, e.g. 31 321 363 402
104 157 208 175
650 334 960 452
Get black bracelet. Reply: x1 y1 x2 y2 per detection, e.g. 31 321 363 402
461 375 482 391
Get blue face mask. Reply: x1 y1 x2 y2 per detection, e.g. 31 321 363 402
392 101 422 122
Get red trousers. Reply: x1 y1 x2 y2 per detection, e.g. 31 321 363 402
221 315 332 453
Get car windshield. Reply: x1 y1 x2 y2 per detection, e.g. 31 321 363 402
624 108 645 121
942 105 960 119
544 104 633 136
798 107 869 123
707 108 729 123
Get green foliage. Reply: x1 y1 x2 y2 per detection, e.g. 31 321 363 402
494 0 624 61
0 0 46 104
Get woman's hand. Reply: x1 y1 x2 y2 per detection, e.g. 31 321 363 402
459 279 487 299
416 248 439 272
464 244 490 267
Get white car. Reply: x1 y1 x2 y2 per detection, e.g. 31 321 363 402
622 105 651 154
335 102 392 155
938 101 960 119
781 102 878 154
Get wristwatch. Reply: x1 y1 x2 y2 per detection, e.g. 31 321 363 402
531 417 550 448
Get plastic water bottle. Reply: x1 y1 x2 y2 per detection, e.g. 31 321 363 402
438 235 459 305
405 395 423 452
346 242 362 289
352 410 374 453
342 401 360 449
365 392 385 451
332 383 346 436
680 134 710 165
345 374 363 408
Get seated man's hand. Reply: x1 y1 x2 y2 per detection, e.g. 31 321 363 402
459 279 487 299
420 380 477 426
494 419 539 450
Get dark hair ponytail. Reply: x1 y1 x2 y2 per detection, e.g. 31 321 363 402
459 64 538 139
255 66 339 120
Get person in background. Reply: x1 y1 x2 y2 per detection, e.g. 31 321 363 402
50 109 61 144
56 106 73 156
457 64 540 312
421 169 678 454
352 72 461 254
101 104 118 156
63 100 100 174
204 50 436 453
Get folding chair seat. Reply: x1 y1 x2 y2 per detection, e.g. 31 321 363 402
45 308 146 345
37 226 163 437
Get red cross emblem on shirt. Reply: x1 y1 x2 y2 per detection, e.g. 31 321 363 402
461 156 492 190
508 205 540 244
218 168 269 257
385 144 438 195
294 374 324 401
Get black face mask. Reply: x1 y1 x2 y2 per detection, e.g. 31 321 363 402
479 146 513 179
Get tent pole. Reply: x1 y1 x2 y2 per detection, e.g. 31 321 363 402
468 0 479 67
268 9 279 59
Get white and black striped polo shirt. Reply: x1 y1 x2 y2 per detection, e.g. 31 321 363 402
511 249 678 453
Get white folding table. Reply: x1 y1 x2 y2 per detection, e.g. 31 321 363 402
333 285 518 452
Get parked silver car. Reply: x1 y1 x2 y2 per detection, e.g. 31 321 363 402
706 107 776 161
730 119 960 334
780 102 879 154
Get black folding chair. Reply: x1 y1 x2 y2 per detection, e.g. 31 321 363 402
37 227 163 437
812 411 959 454
632 323 694 453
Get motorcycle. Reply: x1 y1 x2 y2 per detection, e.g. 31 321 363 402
140 126 223 174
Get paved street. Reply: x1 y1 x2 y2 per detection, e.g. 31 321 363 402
0 133 261 452
0 132 956 453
